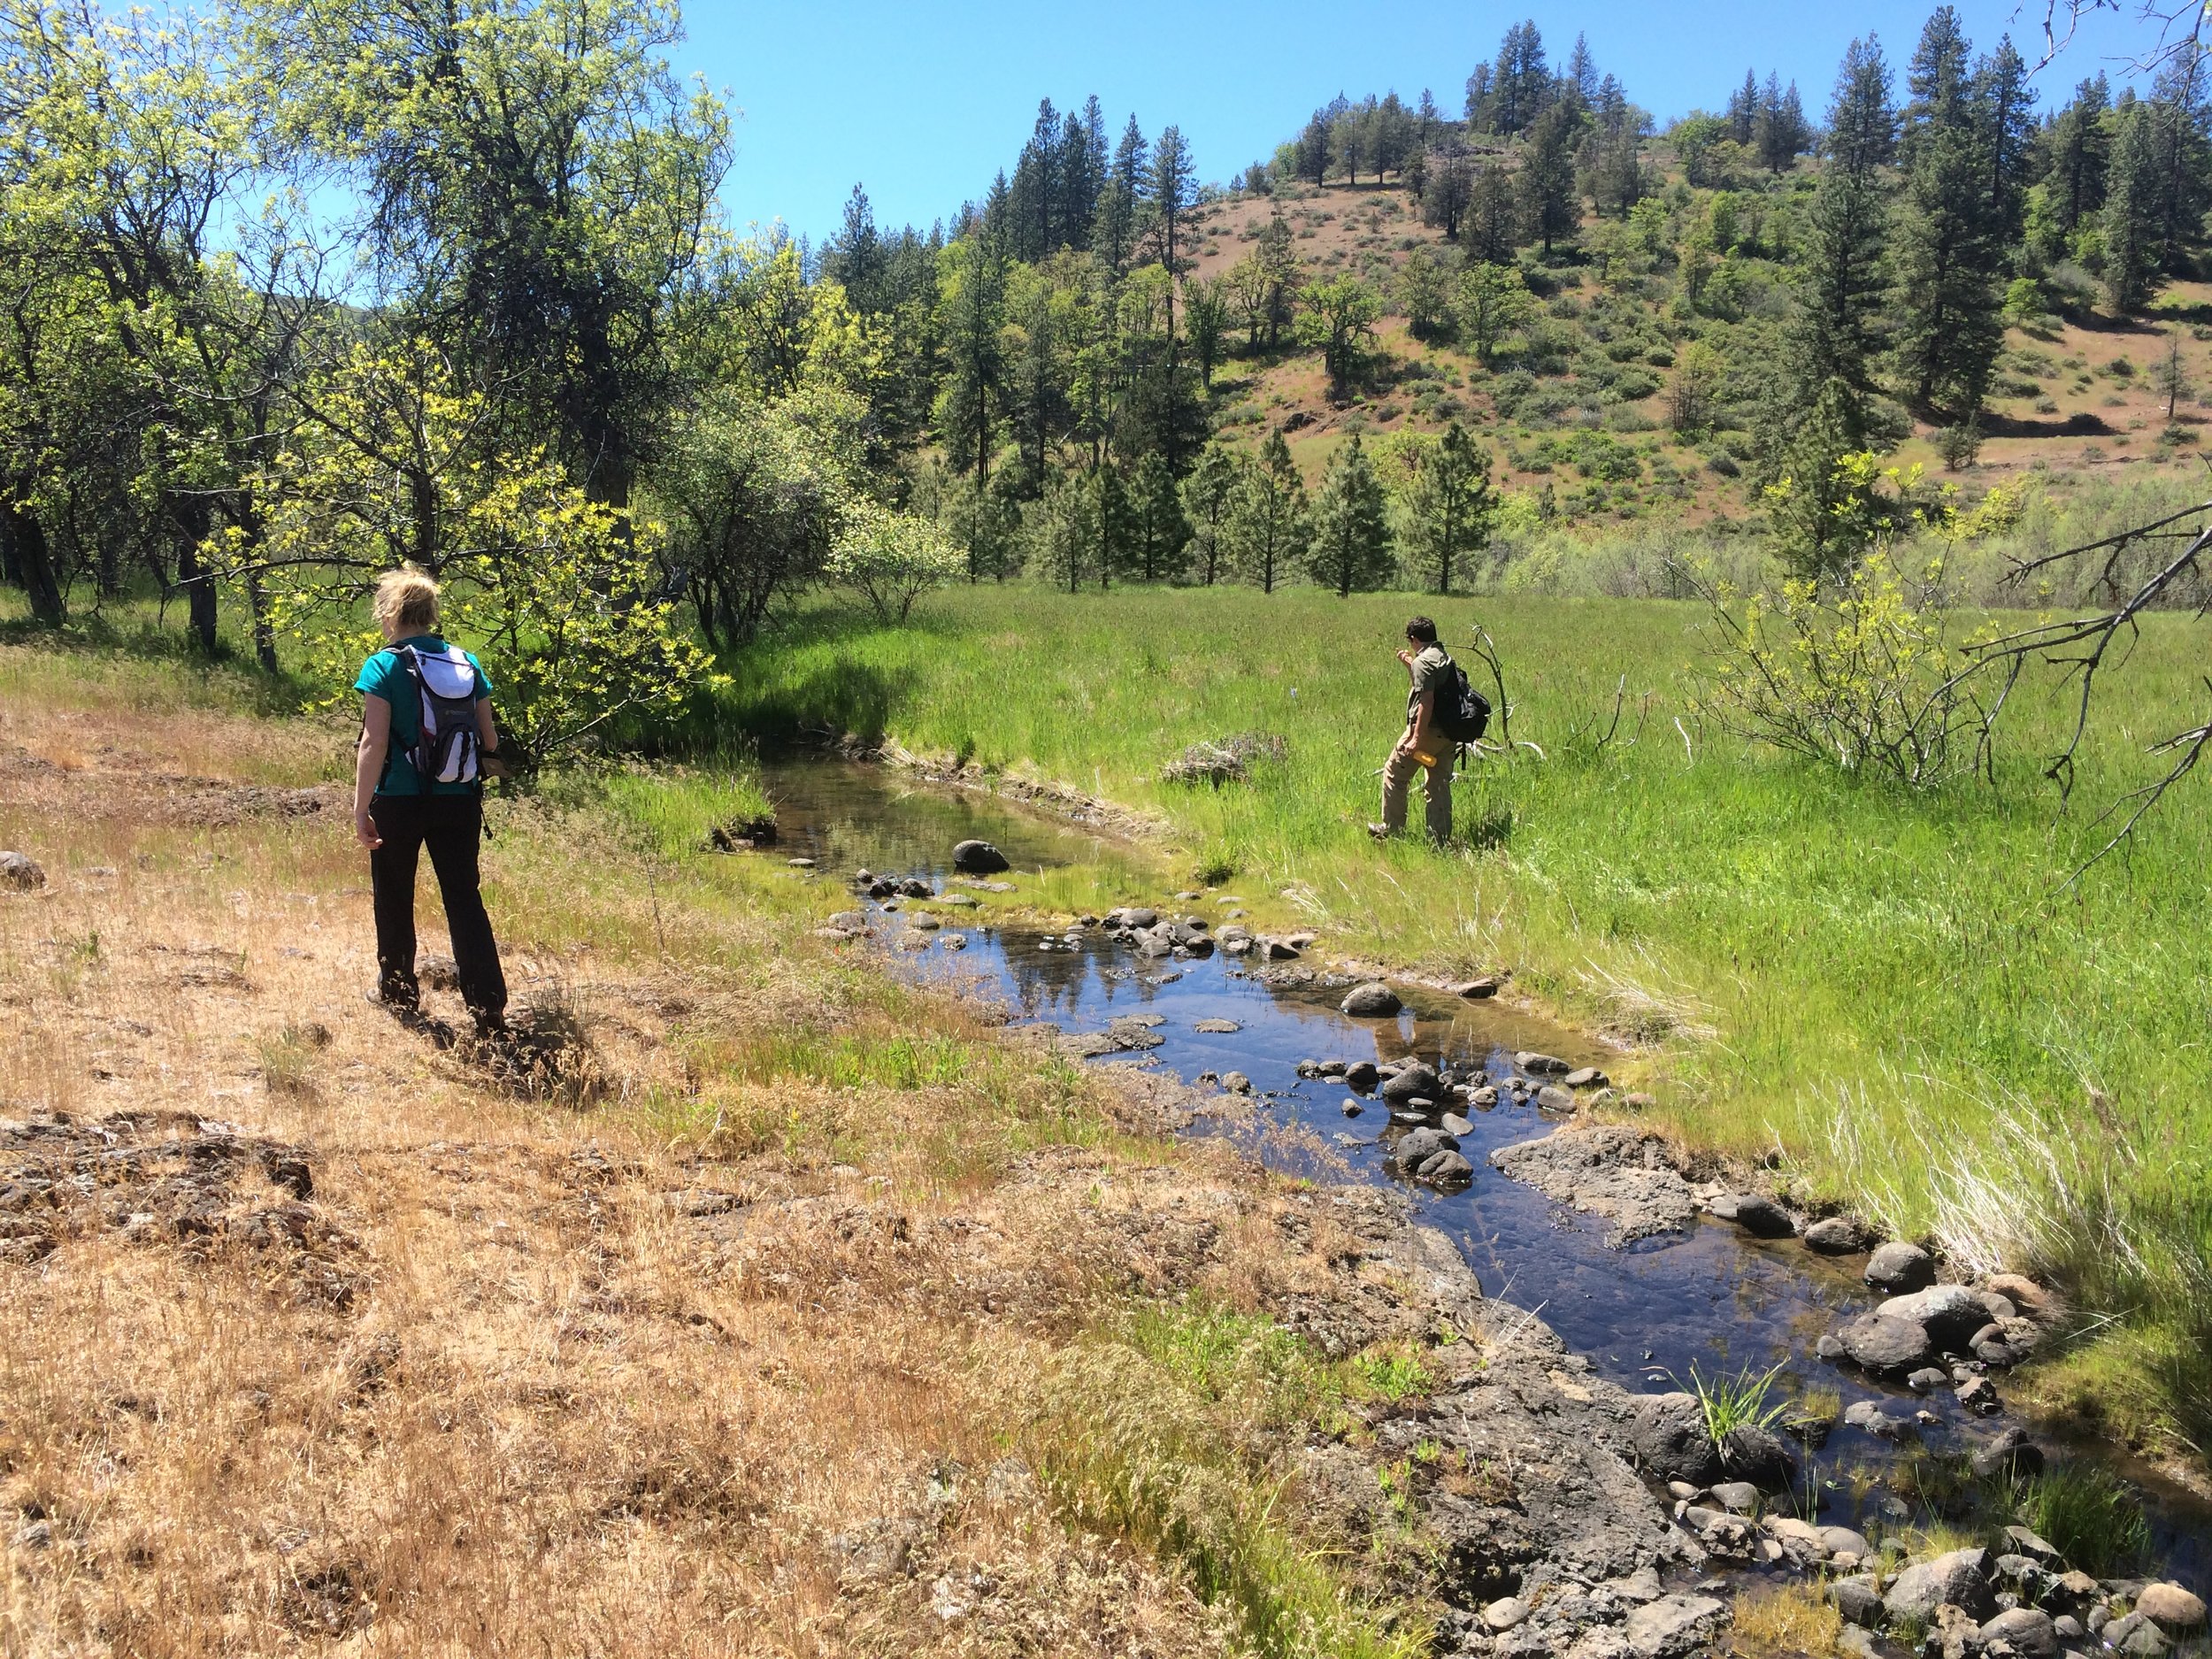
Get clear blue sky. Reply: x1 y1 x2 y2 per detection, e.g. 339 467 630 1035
681 0 2154 243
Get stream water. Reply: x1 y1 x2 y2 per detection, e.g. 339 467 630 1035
757 757 2210 1582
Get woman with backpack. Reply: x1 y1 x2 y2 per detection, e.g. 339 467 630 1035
351 567 509 1035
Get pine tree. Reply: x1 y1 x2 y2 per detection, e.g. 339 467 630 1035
1565 33 1597 108
1305 433 1393 595
1130 452 1190 582
1904 6 1973 151
1463 63 1495 130
1395 247 1452 340
1520 101 1583 251
2147 50 2212 273
1230 431 1307 593
2104 103 2162 310
2047 74 2112 233
1464 164 1521 262
1092 463 1133 590
1492 21 1550 137
936 234 1009 488
1730 68 1761 144
1396 422 1496 594
1893 121 2005 415
1181 443 1239 585
825 184 884 311
1149 125 1196 330
1093 116 1149 275
1786 36 1896 421
1254 211 1302 349
1974 37 2037 242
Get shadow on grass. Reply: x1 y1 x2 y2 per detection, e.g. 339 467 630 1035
670 657 918 758
0 610 314 715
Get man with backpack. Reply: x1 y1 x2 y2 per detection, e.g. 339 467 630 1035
1370 616 1487 845
350 567 510 1035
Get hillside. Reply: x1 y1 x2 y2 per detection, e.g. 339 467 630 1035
1180 175 2212 522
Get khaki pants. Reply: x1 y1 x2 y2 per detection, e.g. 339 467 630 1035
1381 746 1452 842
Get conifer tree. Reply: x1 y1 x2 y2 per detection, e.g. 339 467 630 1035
1130 451 1190 582
1092 463 1133 590
1397 422 1496 594
1305 433 1393 595
1181 443 1239 584
1464 164 1521 262
1520 101 1583 251
1786 37 1896 423
1230 431 1307 593
2047 75 2112 233
1893 121 2004 414
1975 37 2037 242
2104 104 2162 310
1149 125 1195 333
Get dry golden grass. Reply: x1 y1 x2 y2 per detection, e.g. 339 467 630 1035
0 653 1440 1657
1726 1583 1845 1658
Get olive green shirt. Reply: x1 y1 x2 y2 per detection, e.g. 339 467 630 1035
1406 644 1451 719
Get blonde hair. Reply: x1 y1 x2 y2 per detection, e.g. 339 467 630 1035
373 567 440 636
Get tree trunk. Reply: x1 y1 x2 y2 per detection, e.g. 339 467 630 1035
3 504 65 626
170 499 218 653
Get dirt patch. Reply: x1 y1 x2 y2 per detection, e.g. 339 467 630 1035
0 747 342 827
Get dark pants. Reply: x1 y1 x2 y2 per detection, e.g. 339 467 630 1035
369 792 507 1020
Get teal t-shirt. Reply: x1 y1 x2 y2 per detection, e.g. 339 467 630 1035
355 636 495 797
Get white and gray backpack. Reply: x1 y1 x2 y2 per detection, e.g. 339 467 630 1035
399 644 480 786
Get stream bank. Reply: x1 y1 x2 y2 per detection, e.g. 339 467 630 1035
744 757 2210 1652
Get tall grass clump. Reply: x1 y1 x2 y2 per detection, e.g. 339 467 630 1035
2016 1466 2153 1577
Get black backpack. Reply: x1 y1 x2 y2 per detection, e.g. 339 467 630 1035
1433 657 1492 745
398 643 481 787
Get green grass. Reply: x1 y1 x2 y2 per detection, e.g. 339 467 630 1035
710 583 2212 1461
1680 1361 1790 1450
2016 1465 2154 1577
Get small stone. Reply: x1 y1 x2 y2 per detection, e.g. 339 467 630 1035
1563 1065 1609 1089
1440 1113 1473 1136
1535 1085 1575 1111
1831 1576 1884 1627
949 840 1010 875
1482 1597 1530 1632
1956 1375 2001 1414
1193 1018 1241 1033
2001 1527 2062 1566
787 856 817 869
941 933 967 951
1340 982 1402 1018
1624 1594 1724 1656
1623 1090 1657 1109
1380 1064 1442 1104
1710 1481 1760 1515
0 852 46 891
2111 1612 2174 1655
1981 1608 2059 1659
1865 1240 1936 1293
1907 1366 1950 1393
1417 1150 1475 1187
2051 1613 2083 1640
899 879 932 899
1513 1051 1571 1075
1453 976 1502 999
1802 1216 1870 1254
1666 1480 1700 1501
1820 1526 1875 1560
2137 1583 2208 1635
1843 1400 1915 1439
1340 1100 1363 1117
1343 1060 1379 1091
1969 1426 2045 1481
1707 1192 1795 1238
1987 1272 2052 1315
1468 1085 1500 1108
13 1518 52 1548
1221 1071 1252 1094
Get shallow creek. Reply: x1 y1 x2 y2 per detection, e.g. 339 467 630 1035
757 757 2210 1583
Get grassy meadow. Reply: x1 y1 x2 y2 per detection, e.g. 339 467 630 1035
716 583 2212 1461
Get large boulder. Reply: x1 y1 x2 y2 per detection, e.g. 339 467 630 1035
1880 1284 1996 1350
1340 982 1402 1018
1623 1392 1724 1486
1837 1314 1935 1376
1885 1547 1996 1624
2138 1583 2208 1636
1865 1240 1936 1293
